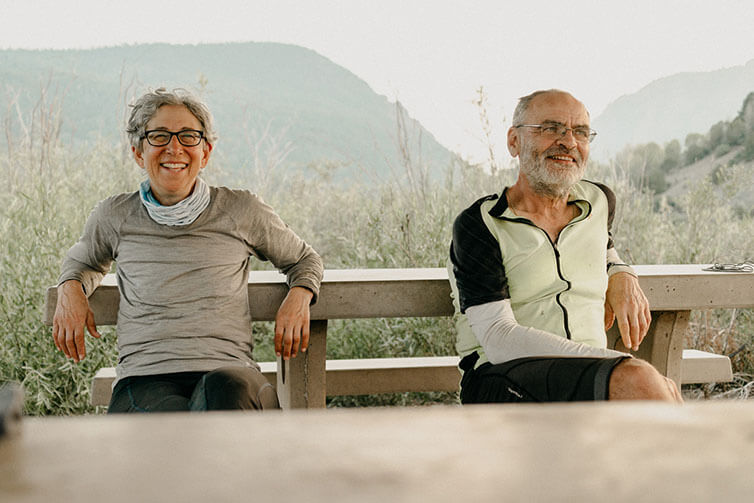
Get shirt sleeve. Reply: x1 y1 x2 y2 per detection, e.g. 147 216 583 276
450 196 509 313
467 300 629 363
245 194 323 303
57 199 117 296
593 182 637 277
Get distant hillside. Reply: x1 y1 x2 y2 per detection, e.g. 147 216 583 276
663 145 754 211
0 43 454 181
592 59 754 160
607 91 754 213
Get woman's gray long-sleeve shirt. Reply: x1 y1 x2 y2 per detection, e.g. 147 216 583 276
59 186 323 382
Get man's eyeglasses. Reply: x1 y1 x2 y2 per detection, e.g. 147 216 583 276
143 129 205 147
514 123 597 144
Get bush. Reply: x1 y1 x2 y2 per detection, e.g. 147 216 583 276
713 143 732 158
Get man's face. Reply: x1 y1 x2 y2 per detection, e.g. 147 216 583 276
510 92 590 198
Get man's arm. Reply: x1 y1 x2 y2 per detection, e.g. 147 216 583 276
467 299 629 364
605 271 651 351
597 182 652 352
605 248 651 351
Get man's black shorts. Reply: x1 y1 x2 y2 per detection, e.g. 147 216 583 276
459 353 629 403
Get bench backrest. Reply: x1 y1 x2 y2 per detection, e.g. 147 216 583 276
43 265 754 326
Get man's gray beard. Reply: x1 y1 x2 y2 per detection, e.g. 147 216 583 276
521 146 585 198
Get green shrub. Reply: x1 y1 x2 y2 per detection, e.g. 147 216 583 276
713 143 732 158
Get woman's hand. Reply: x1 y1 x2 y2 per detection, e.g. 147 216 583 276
52 280 101 362
274 286 314 360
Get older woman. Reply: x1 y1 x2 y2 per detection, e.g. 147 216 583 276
52 88 323 412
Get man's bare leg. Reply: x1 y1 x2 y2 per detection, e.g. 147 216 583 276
609 358 683 403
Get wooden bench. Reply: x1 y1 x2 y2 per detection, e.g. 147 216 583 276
44 265 753 409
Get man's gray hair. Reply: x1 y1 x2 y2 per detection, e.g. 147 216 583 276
126 88 218 151
512 89 587 126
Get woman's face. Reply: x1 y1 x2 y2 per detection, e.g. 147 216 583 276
133 105 212 206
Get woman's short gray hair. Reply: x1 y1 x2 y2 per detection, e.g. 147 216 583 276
126 88 218 151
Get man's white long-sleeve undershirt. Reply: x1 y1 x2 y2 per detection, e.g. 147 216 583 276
466 299 629 364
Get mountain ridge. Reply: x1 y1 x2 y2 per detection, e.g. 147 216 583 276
592 59 754 160
0 42 454 180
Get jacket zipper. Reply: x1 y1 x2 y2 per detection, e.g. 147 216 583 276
503 211 585 340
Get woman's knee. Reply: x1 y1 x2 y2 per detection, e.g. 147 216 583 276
195 366 280 411
108 377 191 413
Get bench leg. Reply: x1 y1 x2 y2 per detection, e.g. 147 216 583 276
276 320 327 409
647 310 688 387
610 310 688 387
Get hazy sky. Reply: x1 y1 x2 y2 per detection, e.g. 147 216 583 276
3 0 754 161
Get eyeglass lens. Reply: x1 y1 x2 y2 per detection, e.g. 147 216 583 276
542 125 594 143
145 130 203 147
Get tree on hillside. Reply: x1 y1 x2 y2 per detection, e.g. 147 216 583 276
740 92 754 127
684 133 709 165
660 139 681 172
726 117 746 146
615 142 667 193
707 121 730 157
734 91 754 161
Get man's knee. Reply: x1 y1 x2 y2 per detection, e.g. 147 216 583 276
194 367 280 411
609 358 682 402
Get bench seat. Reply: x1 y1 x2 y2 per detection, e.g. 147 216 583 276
90 350 732 406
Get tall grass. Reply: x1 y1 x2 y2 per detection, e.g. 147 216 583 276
1 99 752 414
0 141 141 414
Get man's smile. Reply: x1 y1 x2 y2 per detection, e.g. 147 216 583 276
547 154 576 164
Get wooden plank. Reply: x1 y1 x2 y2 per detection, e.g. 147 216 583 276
325 357 461 395
4 402 754 502
634 264 754 310
44 266 754 325
681 349 733 384
90 367 115 406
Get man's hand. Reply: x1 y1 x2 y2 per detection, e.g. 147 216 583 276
604 272 651 352
274 286 314 360
52 280 101 363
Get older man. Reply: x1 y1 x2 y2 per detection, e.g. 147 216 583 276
449 89 682 403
